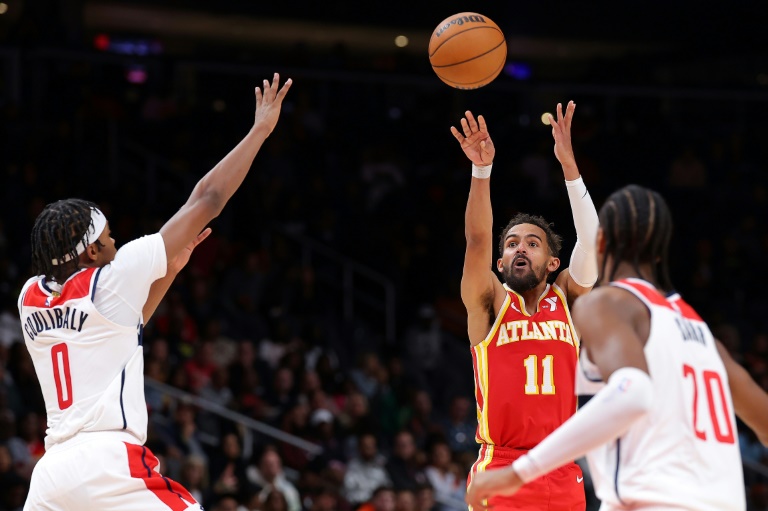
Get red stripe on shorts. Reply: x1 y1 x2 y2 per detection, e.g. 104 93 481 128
125 443 197 511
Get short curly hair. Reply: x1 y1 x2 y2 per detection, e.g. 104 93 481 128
498 213 562 258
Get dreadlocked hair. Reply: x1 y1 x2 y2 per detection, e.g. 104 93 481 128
31 198 99 283
598 184 674 292
499 213 562 258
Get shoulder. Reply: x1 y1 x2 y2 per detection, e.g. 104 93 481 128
572 285 648 325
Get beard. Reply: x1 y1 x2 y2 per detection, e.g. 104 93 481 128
502 258 547 293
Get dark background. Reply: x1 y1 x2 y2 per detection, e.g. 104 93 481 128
1 1 768 510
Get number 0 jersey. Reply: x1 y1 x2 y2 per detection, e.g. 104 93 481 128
471 283 579 449
582 279 744 511
18 234 167 450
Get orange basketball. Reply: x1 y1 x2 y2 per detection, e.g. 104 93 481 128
428 12 507 90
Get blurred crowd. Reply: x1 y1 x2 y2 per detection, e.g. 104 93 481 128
2 29 768 511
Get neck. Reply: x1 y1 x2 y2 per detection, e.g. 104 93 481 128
600 260 658 287
516 281 550 315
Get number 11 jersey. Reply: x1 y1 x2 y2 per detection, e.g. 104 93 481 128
471 283 579 449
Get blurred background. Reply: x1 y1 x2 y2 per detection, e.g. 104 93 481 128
1 1 768 510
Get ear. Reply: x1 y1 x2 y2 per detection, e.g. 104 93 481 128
85 243 99 262
547 257 561 273
596 227 606 256
496 257 504 273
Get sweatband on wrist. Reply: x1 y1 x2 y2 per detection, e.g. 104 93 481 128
565 177 599 287
472 163 493 179
51 208 107 265
511 366 653 484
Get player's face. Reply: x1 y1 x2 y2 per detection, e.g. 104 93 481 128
498 224 558 293
94 223 117 265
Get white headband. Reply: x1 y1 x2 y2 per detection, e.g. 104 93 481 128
51 208 108 265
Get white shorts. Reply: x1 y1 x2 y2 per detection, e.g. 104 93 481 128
25 431 202 511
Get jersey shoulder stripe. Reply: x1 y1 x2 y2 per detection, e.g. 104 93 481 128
22 268 98 308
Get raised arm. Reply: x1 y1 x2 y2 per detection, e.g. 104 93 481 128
143 228 211 324
716 340 768 446
159 73 292 262
550 102 599 306
451 111 505 345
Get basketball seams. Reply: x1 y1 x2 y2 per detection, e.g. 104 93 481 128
431 39 507 69
428 26 504 58
434 52 506 89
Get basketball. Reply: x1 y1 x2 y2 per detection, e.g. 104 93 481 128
428 12 507 89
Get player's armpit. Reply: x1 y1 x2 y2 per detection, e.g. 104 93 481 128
716 339 768 446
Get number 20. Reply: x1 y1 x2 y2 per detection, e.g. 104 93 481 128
682 364 734 444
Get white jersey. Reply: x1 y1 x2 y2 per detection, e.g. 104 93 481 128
18 234 167 450
580 278 744 511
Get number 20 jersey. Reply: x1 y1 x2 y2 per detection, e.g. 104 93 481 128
471 283 579 449
582 278 744 511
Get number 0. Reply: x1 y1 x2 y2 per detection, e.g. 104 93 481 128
51 343 73 410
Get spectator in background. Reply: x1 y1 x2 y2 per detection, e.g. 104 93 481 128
415 485 439 511
179 454 211 507
424 440 465 511
358 486 397 511
210 432 251 502
184 339 218 394
266 367 298 423
247 445 302 511
261 489 290 511
385 430 428 492
343 433 391 506
350 352 382 399
211 495 240 511
395 488 418 511
438 395 476 455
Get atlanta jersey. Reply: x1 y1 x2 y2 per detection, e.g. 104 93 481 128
582 278 744 511
472 283 579 449
18 234 167 449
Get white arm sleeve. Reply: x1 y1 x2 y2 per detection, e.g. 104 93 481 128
566 177 599 288
512 367 653 483
93 233 168 327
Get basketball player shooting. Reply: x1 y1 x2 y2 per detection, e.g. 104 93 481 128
19 73 291 511
465 185 768 511
454 101 598 510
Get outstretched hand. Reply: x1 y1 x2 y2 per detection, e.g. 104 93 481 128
451 111 495 167
168 227 212 274
549 101 578 175
254 73 293 135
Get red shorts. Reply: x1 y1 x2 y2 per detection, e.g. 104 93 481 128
468 444 585 511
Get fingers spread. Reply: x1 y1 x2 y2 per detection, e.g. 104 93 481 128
276 78 293 100
466 110 479 132
557 102 564 125
255 87 263 106
461 117 472 138
450 126 464 143
478 115 487 132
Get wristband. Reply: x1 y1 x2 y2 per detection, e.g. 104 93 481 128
471 163 493 179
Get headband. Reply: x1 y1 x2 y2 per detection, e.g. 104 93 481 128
51 208 107 265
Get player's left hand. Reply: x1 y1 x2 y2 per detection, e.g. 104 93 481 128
550 101 577 173
465 467 524 509
168 227 211 274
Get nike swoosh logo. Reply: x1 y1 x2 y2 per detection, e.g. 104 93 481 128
577 476 584 483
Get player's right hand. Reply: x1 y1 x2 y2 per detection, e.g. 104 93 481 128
550 101 577 173
451 110 495 167
254 73 293 135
